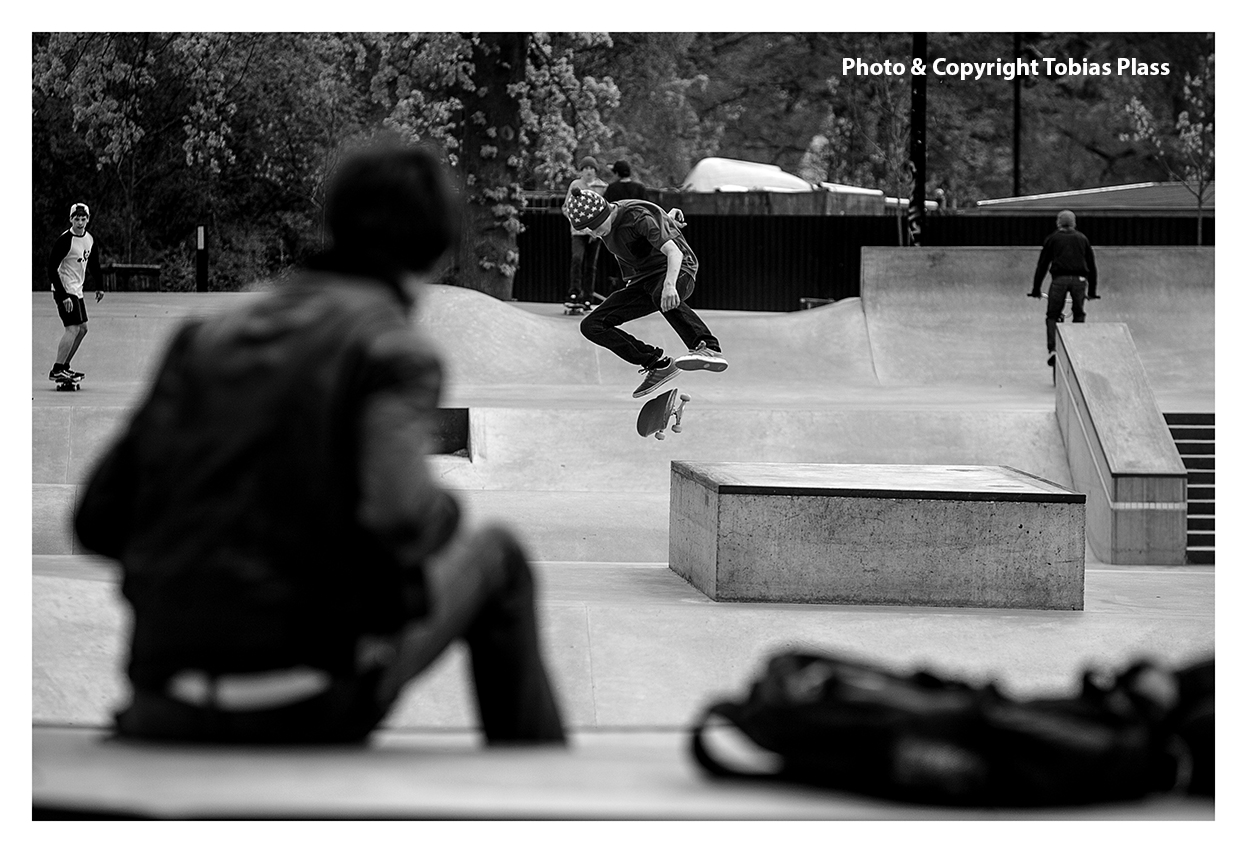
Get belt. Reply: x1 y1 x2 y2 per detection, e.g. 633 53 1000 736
167 667 332 712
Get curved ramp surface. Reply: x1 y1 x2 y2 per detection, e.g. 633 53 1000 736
416 284 878 388
861 247 1213 410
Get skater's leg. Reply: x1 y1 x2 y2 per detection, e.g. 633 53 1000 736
579 283 667 367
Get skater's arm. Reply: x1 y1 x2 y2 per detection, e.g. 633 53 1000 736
47 232 71 300
88 240 104 301
659 240 682 311
1031 239 1053 295
1085 242 1098 296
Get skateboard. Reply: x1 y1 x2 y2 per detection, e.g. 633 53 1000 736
54 377 81 392
637 388 690 440
563 301 592 316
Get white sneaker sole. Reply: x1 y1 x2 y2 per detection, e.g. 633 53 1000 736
673 354 728 372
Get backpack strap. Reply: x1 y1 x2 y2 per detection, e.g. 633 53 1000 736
688 702 781 781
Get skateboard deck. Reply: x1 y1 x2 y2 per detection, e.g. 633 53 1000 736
637 388 690 440
54 379 80 391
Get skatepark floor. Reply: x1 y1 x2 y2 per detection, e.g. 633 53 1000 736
30 284 1219 822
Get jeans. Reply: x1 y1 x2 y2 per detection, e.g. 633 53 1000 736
114 525 566 745
569 234 599 303
1046 275 1087 353
580 268 720 368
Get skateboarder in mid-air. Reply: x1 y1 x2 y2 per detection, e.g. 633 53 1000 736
564 188 727 398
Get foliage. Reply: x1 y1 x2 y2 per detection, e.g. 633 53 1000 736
32 32 1214 291
1122 46 1214 243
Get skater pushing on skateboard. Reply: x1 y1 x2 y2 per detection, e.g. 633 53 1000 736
1029 209 1098 368
46 202 105 388
565 188 727 398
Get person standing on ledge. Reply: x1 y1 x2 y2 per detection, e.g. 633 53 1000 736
1029 208 1099 367
47 202 104 384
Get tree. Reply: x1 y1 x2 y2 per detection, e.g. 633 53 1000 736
1123 50 1214 244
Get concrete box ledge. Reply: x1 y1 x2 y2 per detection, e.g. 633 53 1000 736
669 461 1085 610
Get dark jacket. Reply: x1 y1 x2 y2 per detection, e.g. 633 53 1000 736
74 270 457 690
1033 227 1098 293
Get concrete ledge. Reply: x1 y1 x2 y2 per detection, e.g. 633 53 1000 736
1056 325 1188 564
670 462 1085 609
32 726 1211 820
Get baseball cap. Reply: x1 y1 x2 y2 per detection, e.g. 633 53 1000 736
565 188 611 231
70 203 90 218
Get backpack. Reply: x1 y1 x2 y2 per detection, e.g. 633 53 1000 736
689 650 1212 807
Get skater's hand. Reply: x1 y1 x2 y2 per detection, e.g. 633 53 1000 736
62 298 73 313
1027 290 1042 299
660 281 680 312
95 290 104 302
667 208 686 229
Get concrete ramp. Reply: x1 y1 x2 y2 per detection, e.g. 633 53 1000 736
861 247 1213 410
417 284 878 388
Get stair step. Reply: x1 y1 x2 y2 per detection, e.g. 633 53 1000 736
1187 515 1215 532
1187 531 1215 548
1182 457 1215 471
1175 440 1215 455
1188 500 1215 516
1169 426 1216 441
1164 412 1215 427
1186 470 1215 486
1188 486 1215 502
1186 548 1215 565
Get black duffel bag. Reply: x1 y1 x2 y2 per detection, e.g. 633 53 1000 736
690 651 1212 807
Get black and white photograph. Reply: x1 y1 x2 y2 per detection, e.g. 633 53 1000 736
23 16 1227 839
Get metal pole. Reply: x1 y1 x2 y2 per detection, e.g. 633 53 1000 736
908 32 928 246
1013 33 1022 197
196 226 208 292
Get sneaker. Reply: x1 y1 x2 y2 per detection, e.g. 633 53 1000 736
50 367 72 383
632 357 680 398
674 344 728 372
65 368 85 380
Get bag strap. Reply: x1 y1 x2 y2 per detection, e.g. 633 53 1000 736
689 702 782 781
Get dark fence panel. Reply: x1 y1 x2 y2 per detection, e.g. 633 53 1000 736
512 212 1214 311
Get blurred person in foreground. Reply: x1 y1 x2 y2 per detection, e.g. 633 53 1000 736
74 141 566 745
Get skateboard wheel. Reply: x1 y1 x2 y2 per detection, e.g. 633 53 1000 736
671 425 681 433
656 432 665 440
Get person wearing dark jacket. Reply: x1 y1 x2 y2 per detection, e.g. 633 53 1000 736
73 142 566 745
1029 209 1099 366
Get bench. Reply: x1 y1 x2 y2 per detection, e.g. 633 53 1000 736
669 462 1085 610
32 726 1208 819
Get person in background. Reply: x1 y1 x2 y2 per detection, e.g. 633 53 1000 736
603 159 647 202
47 202 104 383
1029 208 1099 367
563 156 608 312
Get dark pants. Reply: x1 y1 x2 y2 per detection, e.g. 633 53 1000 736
1046 275 1087 353
580 268 720 368
114 525 566 745
569 234 599 304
